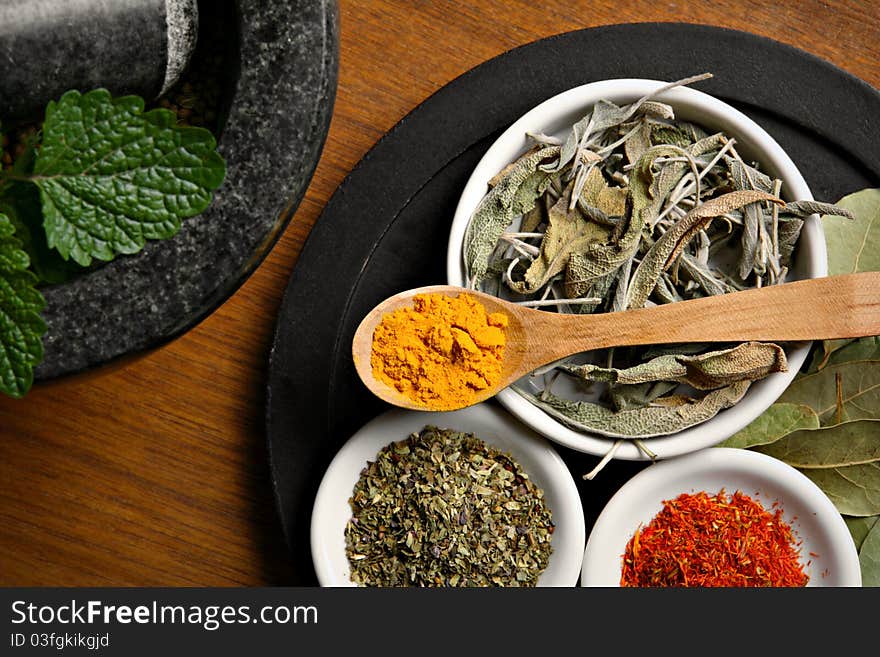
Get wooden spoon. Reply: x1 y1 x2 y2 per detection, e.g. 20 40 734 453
352 271 880 411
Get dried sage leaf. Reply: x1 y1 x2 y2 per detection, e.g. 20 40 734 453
754 420 880 468
464 146 560 282
651 121 709 148
776 217 803 267
728 158 775 194
511 189 608 294
563 341 786 390
564 259 615 307
626 190 782 308
610 380 679 411
581 166 627 217
624 121 652 165
552 74 712 175
717 403 819 450
680 252 730 296
780 200 855 220
514 381 749 438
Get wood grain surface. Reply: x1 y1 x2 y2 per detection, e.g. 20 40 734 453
1 0 878 586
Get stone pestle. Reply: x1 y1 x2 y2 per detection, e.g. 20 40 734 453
0 0 199 121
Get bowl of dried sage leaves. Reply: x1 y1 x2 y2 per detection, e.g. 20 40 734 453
447 74 847 462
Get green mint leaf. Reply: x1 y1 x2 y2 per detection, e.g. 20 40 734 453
33 89 226 266
0 212 46 398
0 182 82 284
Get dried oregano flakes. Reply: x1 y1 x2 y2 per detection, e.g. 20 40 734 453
344 426 554 587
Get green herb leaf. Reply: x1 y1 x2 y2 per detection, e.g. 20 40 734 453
564 341 786 390
780 200 855 220
0 182 81 284
799 462 880 517
778 360 880 425
845 515 879 551
626 190 782 309
860 519 880 586
717 403 819 449
464 146 559 283
754 420 880 468
515 381 749 439
823 337 880 369
812 189 880 368
33 89 226 266
823 188 880 277
511 188 608 294
0 212 46 398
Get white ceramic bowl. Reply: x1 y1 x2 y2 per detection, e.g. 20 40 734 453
311 403 586 587
581 447 861 587
446 78 827 460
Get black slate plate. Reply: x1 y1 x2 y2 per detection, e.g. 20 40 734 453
34 0 338 379
266 23 880 584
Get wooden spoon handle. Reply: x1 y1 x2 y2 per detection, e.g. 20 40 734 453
535 271 880 359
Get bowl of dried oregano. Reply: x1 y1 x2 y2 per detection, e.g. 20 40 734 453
447 74 851 463
310 403 586 587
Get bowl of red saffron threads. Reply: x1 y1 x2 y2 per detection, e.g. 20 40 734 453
580 448 861 587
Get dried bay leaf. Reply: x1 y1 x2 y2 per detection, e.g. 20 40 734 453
810 336 880 373
813 189 880 365
717 403 819 449
825 337 880 368
778 360 880 425
514 381 749 438
845 515 879 551
563 341 786 390
859 519 880 586
754 420 880 468
464 146 560 282
800 462 880 516
822 188 880 276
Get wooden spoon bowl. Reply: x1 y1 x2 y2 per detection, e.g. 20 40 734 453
352 272 880 411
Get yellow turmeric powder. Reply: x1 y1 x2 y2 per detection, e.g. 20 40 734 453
370 293 508 410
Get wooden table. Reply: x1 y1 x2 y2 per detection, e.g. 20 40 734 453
2 0 878 586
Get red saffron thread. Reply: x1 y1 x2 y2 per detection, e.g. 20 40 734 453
620 489 809 587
